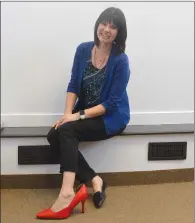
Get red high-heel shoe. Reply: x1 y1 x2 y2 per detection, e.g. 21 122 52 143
36 184 88 219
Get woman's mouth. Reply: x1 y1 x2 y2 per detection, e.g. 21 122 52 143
100 32 110 39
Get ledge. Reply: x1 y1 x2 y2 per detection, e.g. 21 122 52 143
0 123 194 138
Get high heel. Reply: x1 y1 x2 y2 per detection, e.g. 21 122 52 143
81 200 85 213
36 184 88 219
93 180 107 208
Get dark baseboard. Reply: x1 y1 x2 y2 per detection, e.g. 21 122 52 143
1 168 194 189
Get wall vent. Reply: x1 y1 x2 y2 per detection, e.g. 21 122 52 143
148 142 187 160
18 145 60 165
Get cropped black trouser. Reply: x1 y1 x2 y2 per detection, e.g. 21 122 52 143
47 116 125 183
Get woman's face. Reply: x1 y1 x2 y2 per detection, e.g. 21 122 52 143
97 21 118 45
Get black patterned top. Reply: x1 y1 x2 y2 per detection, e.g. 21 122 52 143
80 61 106 109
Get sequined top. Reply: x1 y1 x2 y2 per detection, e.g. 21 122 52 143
80 61 106 109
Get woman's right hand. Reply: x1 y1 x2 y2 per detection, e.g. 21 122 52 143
53 116 65 130
53 114 70 130
53 112 80 129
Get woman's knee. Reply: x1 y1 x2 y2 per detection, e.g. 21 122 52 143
58 122 75 135
47 127 58 143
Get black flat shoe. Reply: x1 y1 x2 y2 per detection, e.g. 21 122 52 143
93 180 107 208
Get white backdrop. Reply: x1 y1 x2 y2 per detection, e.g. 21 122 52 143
1 2 194 127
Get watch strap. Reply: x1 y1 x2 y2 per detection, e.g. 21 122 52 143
79 110 86 120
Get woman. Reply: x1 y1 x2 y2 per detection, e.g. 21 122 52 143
36 7 130 219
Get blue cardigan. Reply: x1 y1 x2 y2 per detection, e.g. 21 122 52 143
67 41 130 135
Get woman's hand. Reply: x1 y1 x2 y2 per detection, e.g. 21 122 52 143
53 113 80 129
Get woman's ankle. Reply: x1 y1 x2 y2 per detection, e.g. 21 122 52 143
92 175 102 184
91 176 103 193
59 188 75 198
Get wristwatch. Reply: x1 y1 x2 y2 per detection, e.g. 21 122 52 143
79 110 86 120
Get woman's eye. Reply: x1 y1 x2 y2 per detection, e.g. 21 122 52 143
100 22 116 29
111 25 116 29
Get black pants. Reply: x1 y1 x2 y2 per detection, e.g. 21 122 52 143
47 116 124 184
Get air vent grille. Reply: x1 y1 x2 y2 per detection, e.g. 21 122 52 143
148 142 187 160
18 145 60 165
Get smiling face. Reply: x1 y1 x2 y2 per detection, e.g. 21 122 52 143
94 7 127 54
97 21 118 45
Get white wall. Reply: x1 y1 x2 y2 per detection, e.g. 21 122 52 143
1 134 194 174
1 2 194 127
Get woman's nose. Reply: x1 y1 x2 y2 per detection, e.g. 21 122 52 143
104 24 110 32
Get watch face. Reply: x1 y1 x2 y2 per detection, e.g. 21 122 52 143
80 114 85 120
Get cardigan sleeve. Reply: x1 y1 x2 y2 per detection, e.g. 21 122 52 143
101 54 130 114
66 45 81 95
